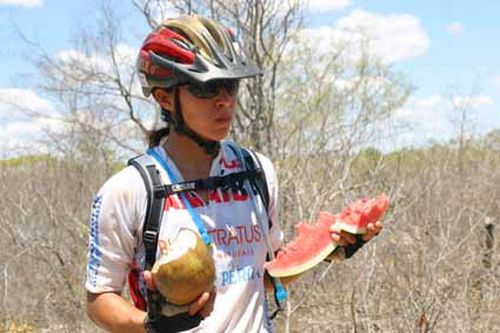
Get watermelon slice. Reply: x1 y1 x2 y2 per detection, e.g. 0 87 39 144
334 194 389 234
265 194 389 277
264 211 338 277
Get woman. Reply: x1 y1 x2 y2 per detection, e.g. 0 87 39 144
85 14 382 333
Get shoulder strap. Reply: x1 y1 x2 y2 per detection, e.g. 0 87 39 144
129 155 199 324
128 154 166 271
227 144 271 227
241 148 270 211
226 142 287 317
130 146 286 319
128 148 270 271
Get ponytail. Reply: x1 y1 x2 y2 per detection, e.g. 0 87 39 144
148 127 169 147
147 108 172 147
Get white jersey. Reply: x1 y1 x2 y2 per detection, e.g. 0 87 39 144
85 141 282 332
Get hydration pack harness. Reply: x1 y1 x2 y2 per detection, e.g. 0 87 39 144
128 142 288 330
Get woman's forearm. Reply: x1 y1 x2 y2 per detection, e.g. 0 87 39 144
264 273 301 292
87 292 147 333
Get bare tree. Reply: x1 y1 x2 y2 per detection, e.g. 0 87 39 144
132 0 305 155
4 1 500 332
0 156 111 332
30 0 158 162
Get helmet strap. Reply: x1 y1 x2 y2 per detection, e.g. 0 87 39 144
172 87 221 157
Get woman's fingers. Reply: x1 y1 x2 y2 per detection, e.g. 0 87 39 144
144 270 215 318
198 291 216 318
188 292 210 316
330 225 342 244
332 221 384 243
330 225 357 246
143 271 156 291
362 221 383 241
188 291 216 317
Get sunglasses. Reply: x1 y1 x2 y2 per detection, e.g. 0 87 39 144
185 79 239 99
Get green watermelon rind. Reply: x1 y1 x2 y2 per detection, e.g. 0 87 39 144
334 222 367 235
335 195 389 235
265 195 389 277
265 242 337 277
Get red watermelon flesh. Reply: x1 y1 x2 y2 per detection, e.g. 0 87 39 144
264 211 338 277
334 194 389 234
265 194 389 277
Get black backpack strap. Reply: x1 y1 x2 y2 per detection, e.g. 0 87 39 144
226 143 287 317
129 150 270 269
227 145 271 226
241 148 270 215
128 154 166 271
129 154 202 329
129 146 285 323
163 170 260 196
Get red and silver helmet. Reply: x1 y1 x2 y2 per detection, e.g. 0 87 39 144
137 15 262 96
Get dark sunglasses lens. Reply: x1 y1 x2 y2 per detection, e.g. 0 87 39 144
186 83 217 98
223 80 239 96
187 80 239 98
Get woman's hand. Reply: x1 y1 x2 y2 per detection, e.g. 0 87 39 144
330 221 383 245
363 221 383 241
327 221 383 260
187 290 216 317
143 271 216 318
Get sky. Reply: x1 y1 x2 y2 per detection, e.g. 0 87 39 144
1 0 500 155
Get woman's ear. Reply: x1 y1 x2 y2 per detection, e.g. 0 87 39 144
153 88 174 111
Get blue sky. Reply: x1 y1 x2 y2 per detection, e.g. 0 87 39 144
1 0 499 154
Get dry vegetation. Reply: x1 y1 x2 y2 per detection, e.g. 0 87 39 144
0 156 113 332
274 139 500 332
2 136 499 332
1 0 499 332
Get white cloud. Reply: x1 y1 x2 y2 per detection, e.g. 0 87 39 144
52 43 146 109
395 96 448 129
389 95 452 150
413 94 443 109
0 118 56 141
55 43 137 86
297 9 429 64
307 0 352 12
446 22 464 35
337 10 429 62
388 93 495 150
0 88 56 121
0 0 42 8
0 117 60 158
0 88 60 156
492 76 500 90
37 45 152 155
452 95 493 108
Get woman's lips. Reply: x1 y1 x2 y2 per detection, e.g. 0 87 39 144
215 115 232 123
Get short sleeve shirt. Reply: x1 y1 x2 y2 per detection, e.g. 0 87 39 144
85 141 282 332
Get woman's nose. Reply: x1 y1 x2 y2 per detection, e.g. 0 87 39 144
215 87 235 106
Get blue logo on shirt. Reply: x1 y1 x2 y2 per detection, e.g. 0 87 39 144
87 195 103 287
221 265 262 287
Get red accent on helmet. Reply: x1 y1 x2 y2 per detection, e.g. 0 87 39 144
226 27 236 42
138 27 196 78
137 50 172 78
227 27 236 39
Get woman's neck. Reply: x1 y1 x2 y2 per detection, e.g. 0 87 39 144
163 132 216 179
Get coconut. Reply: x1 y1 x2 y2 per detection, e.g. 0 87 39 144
151 228 215 305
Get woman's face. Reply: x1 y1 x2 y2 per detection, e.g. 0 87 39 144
176 82 238 141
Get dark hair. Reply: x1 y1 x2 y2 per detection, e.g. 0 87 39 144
147 87 176 147
147 108 172 147
147 127 169 147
